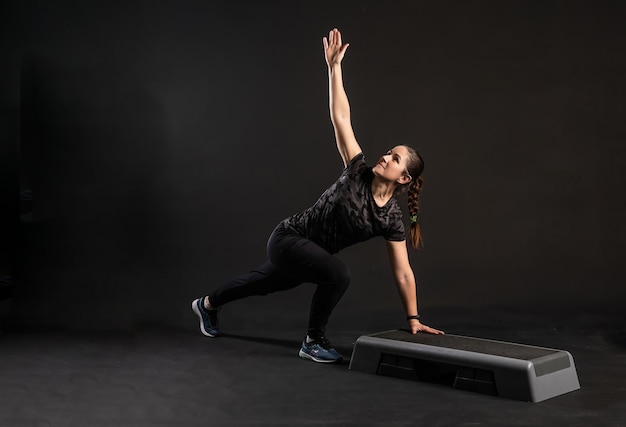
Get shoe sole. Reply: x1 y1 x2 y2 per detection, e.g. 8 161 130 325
191 299 219 337
298 349 342 363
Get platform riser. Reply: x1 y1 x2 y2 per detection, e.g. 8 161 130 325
349 332 581 402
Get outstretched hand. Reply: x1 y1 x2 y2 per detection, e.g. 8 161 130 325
323 28 349 67
409 320 445 335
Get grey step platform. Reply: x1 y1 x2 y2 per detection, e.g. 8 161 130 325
349 330 580 402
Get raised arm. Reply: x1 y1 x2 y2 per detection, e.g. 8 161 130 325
386 240 445 335
323 28 362 167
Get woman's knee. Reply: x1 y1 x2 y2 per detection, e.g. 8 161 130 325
333 264 351 290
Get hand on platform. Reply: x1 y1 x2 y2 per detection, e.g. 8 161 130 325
409 320 444 335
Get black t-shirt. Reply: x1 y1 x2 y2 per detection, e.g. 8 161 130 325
283 153 406 254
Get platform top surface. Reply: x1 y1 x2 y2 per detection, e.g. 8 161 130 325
367 330 561 361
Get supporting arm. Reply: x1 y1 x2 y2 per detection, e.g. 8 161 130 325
386 240 445 335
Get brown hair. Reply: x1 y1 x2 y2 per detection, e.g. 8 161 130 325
400 146 425 250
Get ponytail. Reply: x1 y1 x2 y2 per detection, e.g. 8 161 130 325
395 145 425 250
407 175 424 250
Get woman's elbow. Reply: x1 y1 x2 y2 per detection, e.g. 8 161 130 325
396 273 414 288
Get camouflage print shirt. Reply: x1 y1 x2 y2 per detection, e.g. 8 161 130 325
283 153 406 254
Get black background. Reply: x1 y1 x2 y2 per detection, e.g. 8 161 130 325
5 0 625 330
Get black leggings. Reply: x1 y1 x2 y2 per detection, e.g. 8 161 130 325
209 222 350 338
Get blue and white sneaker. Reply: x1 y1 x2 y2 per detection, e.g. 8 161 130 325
191 297 221 337
298 337 343 363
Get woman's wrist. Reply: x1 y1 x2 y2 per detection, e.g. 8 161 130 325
406 315 420 321
328 62 342 71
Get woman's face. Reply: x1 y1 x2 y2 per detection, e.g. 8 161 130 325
372 145 412 185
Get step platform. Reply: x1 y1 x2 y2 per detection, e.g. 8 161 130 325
349 330 580 402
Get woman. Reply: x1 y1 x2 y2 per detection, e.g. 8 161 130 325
192 28 443 363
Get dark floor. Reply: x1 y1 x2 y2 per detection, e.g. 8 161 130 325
1 306 624 427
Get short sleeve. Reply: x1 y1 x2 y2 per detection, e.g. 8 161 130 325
384 208 406 242
345 152 366 173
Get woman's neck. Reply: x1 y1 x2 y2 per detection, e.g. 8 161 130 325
371 176 396 207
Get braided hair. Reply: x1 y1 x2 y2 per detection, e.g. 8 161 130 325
400 146 425 249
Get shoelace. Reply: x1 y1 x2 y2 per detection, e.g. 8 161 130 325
314 337 333 350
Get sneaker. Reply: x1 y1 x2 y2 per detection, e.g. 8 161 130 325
191 297 221 337
298 337 343 363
